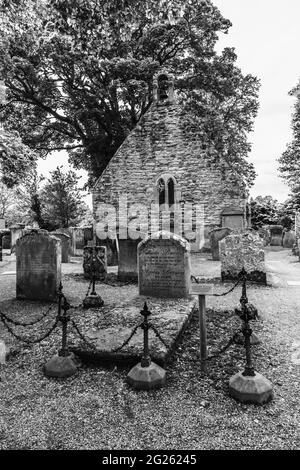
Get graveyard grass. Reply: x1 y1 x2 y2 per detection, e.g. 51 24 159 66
0 261 299 449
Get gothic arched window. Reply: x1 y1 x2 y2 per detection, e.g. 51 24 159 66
158 178 166 206
167 178 175 207
157 74 169 102
156 175 177 208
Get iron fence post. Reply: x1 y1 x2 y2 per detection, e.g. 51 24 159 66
140 302 151 368
240 268 255 377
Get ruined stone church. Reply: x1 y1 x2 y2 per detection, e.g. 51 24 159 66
93 72 248 249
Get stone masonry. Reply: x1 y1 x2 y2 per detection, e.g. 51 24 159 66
93 72 247 249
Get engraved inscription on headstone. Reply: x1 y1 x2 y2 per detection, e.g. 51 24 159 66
16 230 61 301
138 231 191 298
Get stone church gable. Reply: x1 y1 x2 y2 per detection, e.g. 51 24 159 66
93 72 246 229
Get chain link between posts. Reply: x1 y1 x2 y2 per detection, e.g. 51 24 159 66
0 311 59 345
191 275 240 297
70 318 170 354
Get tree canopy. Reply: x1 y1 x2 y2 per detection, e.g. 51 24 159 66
0 167 91 229
278 81 300 209
0 0 259 191
250 195 294 230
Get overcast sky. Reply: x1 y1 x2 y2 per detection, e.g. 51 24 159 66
214 0 300 202
38 0 300 204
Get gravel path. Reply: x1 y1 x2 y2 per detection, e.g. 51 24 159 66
0 249 299 450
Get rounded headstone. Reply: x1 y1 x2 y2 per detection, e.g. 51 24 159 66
138 231 191 298
16 230 62 301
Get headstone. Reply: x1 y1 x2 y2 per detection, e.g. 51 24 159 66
97 238 118 266
51 232 71 263
10 224 25 253
2 234 11 249
68 227 92 256
221 207 245 230
269 225 283 246
220 231 266 284
295 213 300 239
209 227 233 261
83 246 107 280
138 231 191 298
292 243 299 257
258 226 270 246
282 230 296 249
0 229 10 261
118 238 141 281
83 226 93 246
16 230 61 301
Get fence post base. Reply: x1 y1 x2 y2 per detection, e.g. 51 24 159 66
229 371 273 405
44 352 78 378
234 331 261 346
83 294 104 310
127 362 166 390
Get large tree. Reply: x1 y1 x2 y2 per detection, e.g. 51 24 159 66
0 0 259 191
279 81 300 204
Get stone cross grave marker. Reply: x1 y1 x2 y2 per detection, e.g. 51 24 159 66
138 231 191 298
16 230 61 301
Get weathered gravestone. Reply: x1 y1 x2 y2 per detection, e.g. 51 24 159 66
52 232 71 263
209 227 233 261
118 238 141 281
220 231 266 284
282 229 296 249
2 234 11 250
138 231 191 298
67 227 83 256
0 229 9 261
221 207 245 230
97 238 118 266
10 224 25 253
295 212 300 240
117 227 147 281
16 230 61 301
258 226 270 246
83 246 107 280
269 225 283 246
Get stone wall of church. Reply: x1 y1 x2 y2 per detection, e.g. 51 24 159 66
93 101 247 237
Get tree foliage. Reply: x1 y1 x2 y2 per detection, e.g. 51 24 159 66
0 0 259 191
278 81 300 190
40 166 86 229
0 167 88 229
250 196 279 230
250 195 294 230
